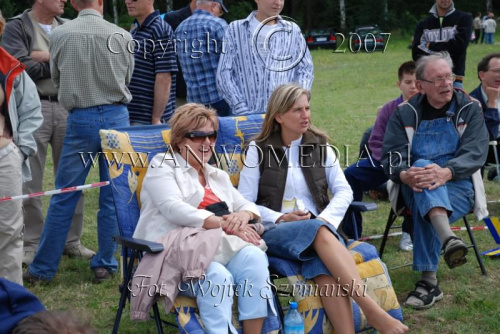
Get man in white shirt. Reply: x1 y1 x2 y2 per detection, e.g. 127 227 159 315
217 0 313 115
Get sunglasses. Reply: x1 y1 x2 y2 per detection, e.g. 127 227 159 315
185 130 218 143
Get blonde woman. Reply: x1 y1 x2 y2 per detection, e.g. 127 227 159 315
239 84 408 334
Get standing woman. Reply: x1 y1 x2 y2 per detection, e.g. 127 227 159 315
238 84 408 334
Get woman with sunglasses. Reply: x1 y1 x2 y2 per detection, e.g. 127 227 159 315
133 104 273 333
238 84 408 334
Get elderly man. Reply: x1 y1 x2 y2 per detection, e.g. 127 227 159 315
175 0 231 116
381 52 489 310
412 0 472 89
470 53 500 180
126 0 177 125
1 0 94 265
216 0 313 115
24 0 134 283
0 10 43 284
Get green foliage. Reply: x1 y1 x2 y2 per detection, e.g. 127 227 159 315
0 0 496 32
224 1 254 23
0 0 23 18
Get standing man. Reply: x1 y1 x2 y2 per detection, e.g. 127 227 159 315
163 0 197 104
126 0 178 125
344 61 418 250
163 0 197 30
0 11 43 285
217 0 313 115
175 0 231 116
24 0 134 283
382 52 488 309
472 12 482 44
482 13 497 45
1 0 94 265
470 53 500 180
412 0 472 89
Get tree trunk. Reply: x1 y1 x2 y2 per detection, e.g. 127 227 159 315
384 0 388 22
340 0 346 31
166 0 173 12
112 0 119 25
306 0 311 30
486 0 492 11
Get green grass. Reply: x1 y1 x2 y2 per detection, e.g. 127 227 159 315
27 34 500 333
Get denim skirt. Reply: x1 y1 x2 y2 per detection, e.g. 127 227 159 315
262 219 344 279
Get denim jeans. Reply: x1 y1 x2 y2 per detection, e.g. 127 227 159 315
484 33 494 44
29 104 130 280
178 246 274 334
402 116 474 272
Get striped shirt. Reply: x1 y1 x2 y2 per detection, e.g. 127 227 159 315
128 10 177 124
49 9 134 110
175 9 228 105
216 11 314 115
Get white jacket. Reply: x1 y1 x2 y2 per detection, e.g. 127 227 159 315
133 152 260 242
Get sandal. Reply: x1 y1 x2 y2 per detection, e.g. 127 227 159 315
404 280 444 310
442 236 468 269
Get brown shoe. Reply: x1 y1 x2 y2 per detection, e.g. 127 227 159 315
23 270 49 284
92 267 112 283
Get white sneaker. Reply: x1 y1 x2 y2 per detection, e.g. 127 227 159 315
399 232 413 251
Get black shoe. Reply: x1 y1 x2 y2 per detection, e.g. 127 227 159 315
487 168 498 181
92 267 113 283
442 236 468 269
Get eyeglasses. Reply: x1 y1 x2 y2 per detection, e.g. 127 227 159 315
486 68 500 74
185 130 218 143
420 74 456 86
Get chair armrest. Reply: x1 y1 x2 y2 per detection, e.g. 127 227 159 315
349 201 378 213
113 235 164 253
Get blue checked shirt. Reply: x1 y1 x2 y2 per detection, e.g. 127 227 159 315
175 10 228 105
128 10 177 124
217 11 314 115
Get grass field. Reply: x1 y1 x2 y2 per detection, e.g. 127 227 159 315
26 33 500 334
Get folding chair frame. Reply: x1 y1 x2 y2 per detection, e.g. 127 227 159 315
111 226 178 334
379 208 487 276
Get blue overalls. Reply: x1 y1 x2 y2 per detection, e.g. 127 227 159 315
401 106 474 272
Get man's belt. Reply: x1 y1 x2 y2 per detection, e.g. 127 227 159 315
455 75 464 82
39 95 58 102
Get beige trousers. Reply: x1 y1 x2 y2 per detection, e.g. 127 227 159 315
22 100 85 252
0 145 24 284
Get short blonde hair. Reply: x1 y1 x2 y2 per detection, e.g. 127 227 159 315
0 10 5 36
254 83 328 143
169 103 219 153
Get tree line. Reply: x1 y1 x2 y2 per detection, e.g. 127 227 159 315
0 0 497 35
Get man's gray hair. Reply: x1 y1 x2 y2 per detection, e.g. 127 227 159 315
73 0 96 6
415 52 454 80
